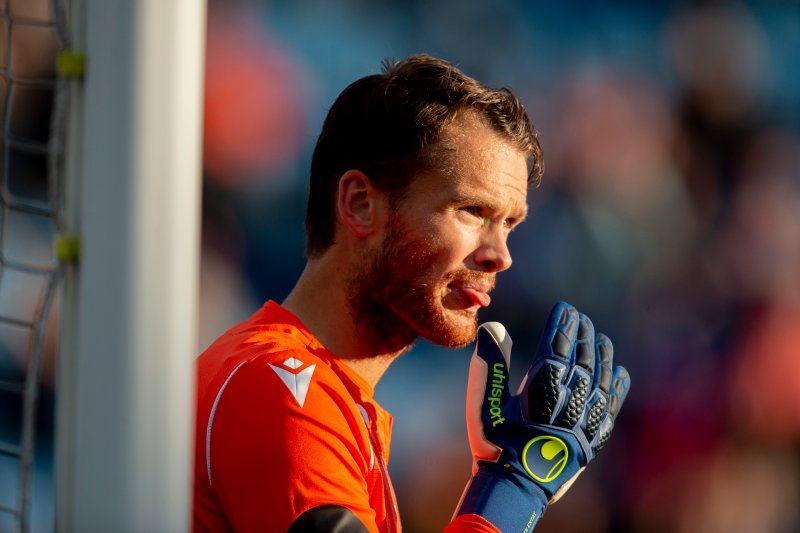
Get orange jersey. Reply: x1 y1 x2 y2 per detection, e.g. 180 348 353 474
193 301 400 532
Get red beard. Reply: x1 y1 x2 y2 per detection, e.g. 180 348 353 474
347 216 494 353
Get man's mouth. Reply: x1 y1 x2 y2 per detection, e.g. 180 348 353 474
449 281 492 309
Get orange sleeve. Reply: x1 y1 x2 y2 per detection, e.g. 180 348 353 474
207 357 380 532
445 514 502 532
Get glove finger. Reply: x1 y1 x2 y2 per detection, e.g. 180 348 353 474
466 322 513 464
594 333 614 395
555 314 596 429
558 314 595 429
582 333 613 448
591 365 630 455
607 365 631 420
522 301 579 424
574 314 596 374
537 301 580 365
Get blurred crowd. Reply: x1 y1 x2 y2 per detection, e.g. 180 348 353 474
200 1 800 532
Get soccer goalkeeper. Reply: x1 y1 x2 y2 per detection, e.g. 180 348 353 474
193 54 630 532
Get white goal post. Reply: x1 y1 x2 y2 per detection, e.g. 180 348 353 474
55 0 205 531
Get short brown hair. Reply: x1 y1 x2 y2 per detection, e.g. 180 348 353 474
305 54 543 258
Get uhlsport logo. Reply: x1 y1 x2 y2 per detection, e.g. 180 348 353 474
522 436 568 483
487 362 506 427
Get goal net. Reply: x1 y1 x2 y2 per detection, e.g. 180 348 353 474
0 0 205 531
0 1 64 531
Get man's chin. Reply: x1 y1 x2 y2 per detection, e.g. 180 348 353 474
419 314 479 348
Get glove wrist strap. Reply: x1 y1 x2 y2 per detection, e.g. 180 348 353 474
455 466 548 533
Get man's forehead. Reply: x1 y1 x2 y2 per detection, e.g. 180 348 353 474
433 114 528 172
407 119 530 215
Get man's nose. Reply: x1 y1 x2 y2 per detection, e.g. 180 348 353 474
473 228 512 273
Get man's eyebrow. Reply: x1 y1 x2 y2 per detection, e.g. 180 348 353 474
508 205 529 225
450 192 489 207
452 192 529 220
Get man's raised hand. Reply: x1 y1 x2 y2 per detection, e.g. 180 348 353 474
453 301 630 532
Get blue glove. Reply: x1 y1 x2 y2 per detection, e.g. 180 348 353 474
453 301 630 532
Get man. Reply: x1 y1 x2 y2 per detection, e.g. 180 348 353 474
193 54 630 532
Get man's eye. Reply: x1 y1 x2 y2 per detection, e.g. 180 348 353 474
462 206 482 217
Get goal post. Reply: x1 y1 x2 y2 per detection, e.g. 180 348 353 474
55 0 205 531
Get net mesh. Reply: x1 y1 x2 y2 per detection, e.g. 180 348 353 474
0 0 69 531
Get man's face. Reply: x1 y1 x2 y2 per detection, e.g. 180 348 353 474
348 114 529 351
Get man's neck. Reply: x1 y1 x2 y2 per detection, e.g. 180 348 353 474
282 257 410 388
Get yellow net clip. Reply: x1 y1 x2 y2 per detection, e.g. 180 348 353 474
57 50 86 78
54 234 81 263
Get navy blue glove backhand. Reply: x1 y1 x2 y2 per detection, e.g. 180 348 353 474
453 302 630 532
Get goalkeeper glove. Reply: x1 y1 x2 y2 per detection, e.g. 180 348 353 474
453 301 630 532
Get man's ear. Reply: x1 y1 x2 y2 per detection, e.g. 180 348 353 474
337 170 387 239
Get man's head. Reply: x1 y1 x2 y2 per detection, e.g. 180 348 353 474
305 54 543 259
304 55 543 353
346 111 533 351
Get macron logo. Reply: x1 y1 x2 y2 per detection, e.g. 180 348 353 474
269 357 316 408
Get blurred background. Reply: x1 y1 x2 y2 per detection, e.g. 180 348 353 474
2 0 800 531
